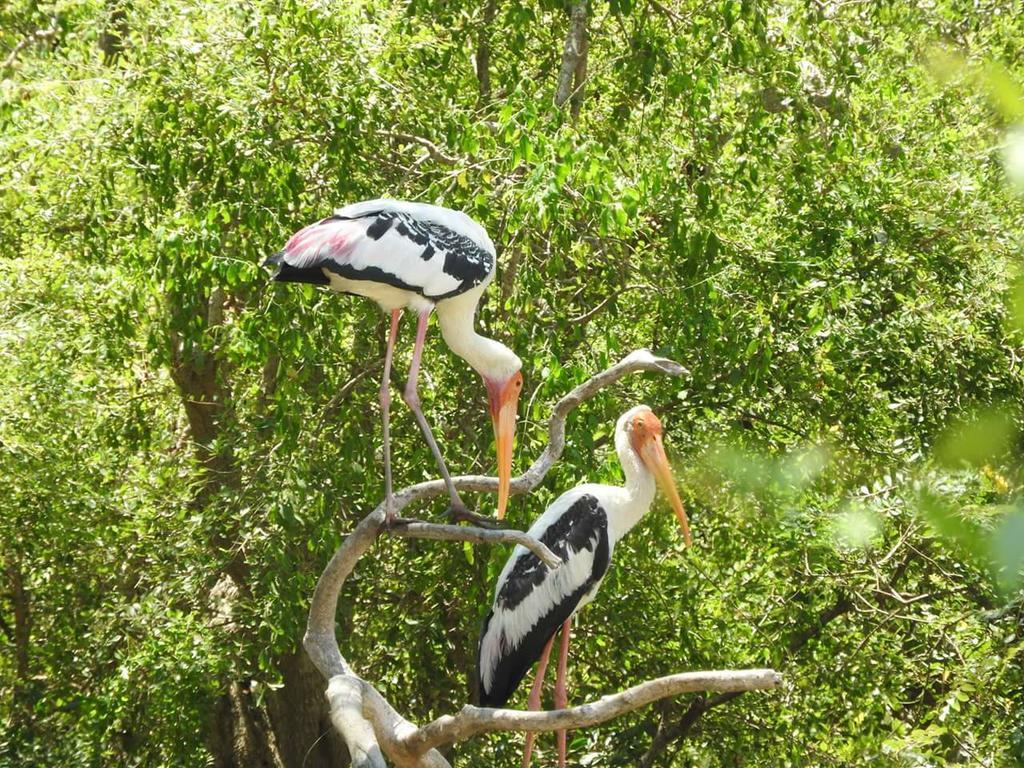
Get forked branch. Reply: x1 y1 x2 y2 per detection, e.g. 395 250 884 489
303 349 780 767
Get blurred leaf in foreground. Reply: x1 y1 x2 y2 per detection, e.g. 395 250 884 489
916 487 988 562
990 504 1024 595
832 502 881 551
1003 127 1024 193
934 407 1018 470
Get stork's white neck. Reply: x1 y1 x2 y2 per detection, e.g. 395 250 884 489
436 289 521 380
607 428 657 544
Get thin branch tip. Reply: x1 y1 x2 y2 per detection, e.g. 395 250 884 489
622 348 689 376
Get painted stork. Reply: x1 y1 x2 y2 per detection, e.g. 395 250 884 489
476 405 690 767
265 199 523 522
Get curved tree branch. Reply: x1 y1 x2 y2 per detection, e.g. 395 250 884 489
303 349 781 767
404 669 781 756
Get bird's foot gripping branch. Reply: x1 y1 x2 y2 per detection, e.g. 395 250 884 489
303 350 782 768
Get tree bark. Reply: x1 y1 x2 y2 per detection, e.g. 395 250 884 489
208 666 347 768
570 11 588 120
267 649 351 768
167 289 237 490
554 1 588 115
167 292 251 768
6 564 32 729
98 1 128 66
475 0 498 101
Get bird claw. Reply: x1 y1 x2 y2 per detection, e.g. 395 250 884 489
446 504 507 530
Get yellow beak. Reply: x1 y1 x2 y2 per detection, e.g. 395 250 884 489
487 372 522 520
639 432 691 546
493 400 516 519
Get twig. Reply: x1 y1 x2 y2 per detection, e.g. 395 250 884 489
1 16 59 74
737 409 811 440
381 131 459 166
568 284 660 324
388 519 562 569
313 356 385 438
648 0 682 27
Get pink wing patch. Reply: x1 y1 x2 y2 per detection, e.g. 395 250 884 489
282 218 361 268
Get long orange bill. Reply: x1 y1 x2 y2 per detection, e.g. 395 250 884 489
640 432 691 546
493 395 517 520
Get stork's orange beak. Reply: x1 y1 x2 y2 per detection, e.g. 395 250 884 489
633 413 691 546
486 372 522 520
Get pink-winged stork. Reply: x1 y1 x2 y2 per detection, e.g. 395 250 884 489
477 405 690 767
265 199 523 522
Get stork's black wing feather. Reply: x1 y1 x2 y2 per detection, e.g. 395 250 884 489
264 208 494 300
477 494 610 708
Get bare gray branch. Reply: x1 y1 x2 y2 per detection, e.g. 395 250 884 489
389 520 563 569
405 669 782 755
302 349 769 768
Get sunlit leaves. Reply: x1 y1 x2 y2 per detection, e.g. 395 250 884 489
3 0 1024 766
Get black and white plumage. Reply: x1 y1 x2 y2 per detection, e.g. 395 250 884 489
477 405 691 712
479 493 611 707
265 200 496 306
265 199 523 521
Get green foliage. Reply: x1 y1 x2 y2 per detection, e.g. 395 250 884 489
2 0 1023 766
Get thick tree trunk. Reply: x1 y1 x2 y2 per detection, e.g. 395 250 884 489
208 681 281 768
166 289 342 767
267 649 350 767
206 651 351 768
475 0 498 101
6 564 32 729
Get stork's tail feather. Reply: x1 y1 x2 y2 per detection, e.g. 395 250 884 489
478 687 510 709
262 251 330 286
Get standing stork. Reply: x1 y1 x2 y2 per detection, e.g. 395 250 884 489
477 405 690 767
265 199 523 523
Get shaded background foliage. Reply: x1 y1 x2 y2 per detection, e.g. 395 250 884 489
2 0 1023 766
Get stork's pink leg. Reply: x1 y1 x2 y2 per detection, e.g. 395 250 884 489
522 633 556 768
554 617 572 767
403 310 470 517
380 310 401 524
